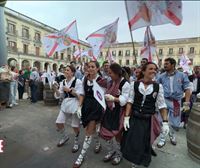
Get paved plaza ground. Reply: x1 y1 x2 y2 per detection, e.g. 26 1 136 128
0 99 199 168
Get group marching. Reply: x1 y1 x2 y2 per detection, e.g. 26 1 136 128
52 58 200 168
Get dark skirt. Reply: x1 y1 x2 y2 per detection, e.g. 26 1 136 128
100 105 124 140
81 97 103 128
121 115 152 167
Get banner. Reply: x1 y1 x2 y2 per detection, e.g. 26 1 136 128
42 20 79 56
140 26 156 62
125 1 182 31
93 81 106 110
86 18 119 60
179 54 192 74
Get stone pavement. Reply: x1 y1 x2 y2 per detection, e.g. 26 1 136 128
0 100 199 168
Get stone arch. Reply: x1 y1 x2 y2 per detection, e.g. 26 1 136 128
33 61 41 71
22 60 30 69
44 62 50 71
7 58 17 67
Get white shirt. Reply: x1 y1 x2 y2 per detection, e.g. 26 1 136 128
193 78 198 92
55 77 83 99
128 81 167 110
118 79 131 107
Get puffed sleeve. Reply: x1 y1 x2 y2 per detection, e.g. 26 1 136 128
54 80 64 99
80 77 85 96
127 81 135 104
156 84 167 109
118 81 130 106
75 79 84 95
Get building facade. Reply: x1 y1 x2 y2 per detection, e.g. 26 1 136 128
102 37 200 67
5 7 200 71
5 7 90 72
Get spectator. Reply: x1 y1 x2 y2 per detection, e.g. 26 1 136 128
18 70 25 100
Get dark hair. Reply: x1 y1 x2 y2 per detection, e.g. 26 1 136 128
138 62 158 80
164 57 176 67
66 65 76 74
19 70 23 75
103 60 109 66
11 66 15 71
122 66 131 77
110 63 123 77
142 58 148 62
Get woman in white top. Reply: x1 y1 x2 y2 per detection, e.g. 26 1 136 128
53 65 83 153
121 62 169 168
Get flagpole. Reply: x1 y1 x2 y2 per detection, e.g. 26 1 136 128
124 0 137 65
75 20 82 63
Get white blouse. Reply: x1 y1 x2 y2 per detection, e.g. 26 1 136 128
55 77 83 99
118 79 131 107
128 81 167 110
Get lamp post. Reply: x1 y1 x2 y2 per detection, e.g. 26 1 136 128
0 1 7 67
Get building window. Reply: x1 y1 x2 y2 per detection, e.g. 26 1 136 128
118 50 123 56
54 52 58 59
67 55 71 62
35 32 41 42
8 23 16 35
22 28 29 39
112 50 116 56
119 60 122 65
169 48 173 55
134 50 138 56
126 60 130 65
125 50 130 56
100 52 103 56
189 47 194 54
23 44 28 54
73 46 76 52
178 48 183 54
8 41 17 52
159 49 163 55
61 53 64 60
35 47 40 56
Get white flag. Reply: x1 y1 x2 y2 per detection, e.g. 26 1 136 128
125 0 182 31
42 20 79 56
86 18 119 60
179 54 192 74
93 81 106 110
140 26 156 62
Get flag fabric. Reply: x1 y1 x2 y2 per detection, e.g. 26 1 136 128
93 81 106 110
179 54 192 74
86 18 119 60
73 49 82 59
125 0 182 31
42 20 79 56
105 49 115 63
140 26 156 62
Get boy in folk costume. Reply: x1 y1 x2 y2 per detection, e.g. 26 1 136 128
53 65 83 153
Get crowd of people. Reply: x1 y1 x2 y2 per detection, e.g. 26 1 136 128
51 58 199 168
5 58 200 168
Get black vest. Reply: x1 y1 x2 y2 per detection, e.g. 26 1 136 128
132 81 159 116
63 78 77 98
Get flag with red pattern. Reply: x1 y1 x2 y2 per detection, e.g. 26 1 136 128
86 18 119 60
42 20 79 56
140 26 156 62
125 0 182 31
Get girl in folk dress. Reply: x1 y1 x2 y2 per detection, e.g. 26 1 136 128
121 62 169 168
98 63 130 165
54 65 83 153
73 61 104 168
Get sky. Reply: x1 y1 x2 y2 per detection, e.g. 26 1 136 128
5 1 200 43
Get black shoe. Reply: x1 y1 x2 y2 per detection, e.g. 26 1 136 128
151 148 157 157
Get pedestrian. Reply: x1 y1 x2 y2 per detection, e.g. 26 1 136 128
121 62 169 168
99 63 130 165
18 70 25 100
157 58 191 148
73 61 103 168
9 66 19 107
29 67 40 103
53 65 83 153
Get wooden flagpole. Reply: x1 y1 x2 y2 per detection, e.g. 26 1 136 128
124 0 137 65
